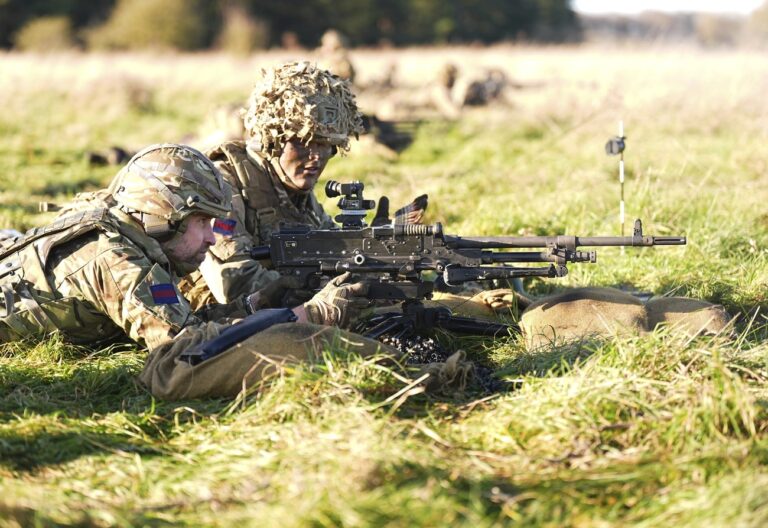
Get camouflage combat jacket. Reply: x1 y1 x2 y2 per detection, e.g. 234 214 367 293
0 207 247 352
189 141 334 304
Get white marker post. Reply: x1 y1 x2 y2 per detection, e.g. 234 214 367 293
619 120 625 239
605 122 627 254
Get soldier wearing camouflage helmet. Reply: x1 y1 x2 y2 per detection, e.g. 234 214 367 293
181 61 365 308
0 143 391 400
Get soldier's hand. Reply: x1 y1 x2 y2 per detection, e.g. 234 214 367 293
303 272 372 328
246 275 302 311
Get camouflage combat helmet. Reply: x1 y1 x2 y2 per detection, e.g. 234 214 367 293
242 61 364 156
112 143 231 238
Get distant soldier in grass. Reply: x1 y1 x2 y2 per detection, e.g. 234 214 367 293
0 144 393 400
316 29 356 84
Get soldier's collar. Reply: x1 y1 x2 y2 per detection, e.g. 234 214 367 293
244 146 311 210
108 207 172 269
245 144 268 165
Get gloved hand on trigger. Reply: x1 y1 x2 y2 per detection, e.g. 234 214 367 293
303 272 371 328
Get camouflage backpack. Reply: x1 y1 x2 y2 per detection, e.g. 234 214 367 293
55 188 116 217
0 209 126 344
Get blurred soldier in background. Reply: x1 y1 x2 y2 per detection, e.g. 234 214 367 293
0 144 387 400
188 102 246 152
429 62 514 119
83 103 246 168
316 29 356 83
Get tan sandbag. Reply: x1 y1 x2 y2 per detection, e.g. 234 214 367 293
140 322 399 400
520 287 648 349
473 288 533 312
645 296 732 337
426 291 497 319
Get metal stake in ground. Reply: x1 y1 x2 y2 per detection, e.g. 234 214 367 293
605 122 627 250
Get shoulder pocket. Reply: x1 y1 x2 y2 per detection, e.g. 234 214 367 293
208 237 243 262
130 263 191 332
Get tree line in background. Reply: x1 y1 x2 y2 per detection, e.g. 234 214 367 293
4 0 768 52
581 8 768 47
0 0 580 52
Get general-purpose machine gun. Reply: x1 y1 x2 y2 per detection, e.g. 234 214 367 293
250 180 686 341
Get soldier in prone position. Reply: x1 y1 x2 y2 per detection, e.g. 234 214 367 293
0 144 390 400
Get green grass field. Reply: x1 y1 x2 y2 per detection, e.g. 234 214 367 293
1 46 768 526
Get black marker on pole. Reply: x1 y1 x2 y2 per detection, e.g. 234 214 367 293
605 122 627 251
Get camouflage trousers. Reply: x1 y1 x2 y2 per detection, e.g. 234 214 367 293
139 322 397 400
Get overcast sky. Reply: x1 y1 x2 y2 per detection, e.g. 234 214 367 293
572 0 765 15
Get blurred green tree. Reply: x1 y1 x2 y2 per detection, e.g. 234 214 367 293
747 1 768 44
84 0 218 50
13 15 75 50
217 4 270 54
0 0 114 48
0 0 580 50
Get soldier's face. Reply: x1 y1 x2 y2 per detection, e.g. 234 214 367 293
278 138 335 192
163 214 216 268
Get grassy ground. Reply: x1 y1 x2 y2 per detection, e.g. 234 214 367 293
1 45 768 526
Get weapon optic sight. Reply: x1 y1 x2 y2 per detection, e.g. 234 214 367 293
325 180 376 229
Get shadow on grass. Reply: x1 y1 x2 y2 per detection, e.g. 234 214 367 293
350 455 707 526
1 358 233 474
0 502 176 528
495 339 600 379
0 429 165 472
0 360 147 418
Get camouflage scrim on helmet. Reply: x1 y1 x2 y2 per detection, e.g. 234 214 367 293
112 143 231 222
242 61 364 155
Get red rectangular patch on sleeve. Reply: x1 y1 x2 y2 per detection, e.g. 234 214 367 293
213 218 237 236
150 283 180 305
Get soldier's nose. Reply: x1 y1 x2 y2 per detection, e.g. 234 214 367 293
203 225 216 246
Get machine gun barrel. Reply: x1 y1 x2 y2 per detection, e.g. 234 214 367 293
445 219 685 249
450 234 685 248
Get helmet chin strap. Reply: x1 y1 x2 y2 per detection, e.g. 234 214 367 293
270 156 311 195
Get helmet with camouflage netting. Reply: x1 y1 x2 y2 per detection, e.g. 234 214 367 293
112 143 231 238
242 61 364 156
